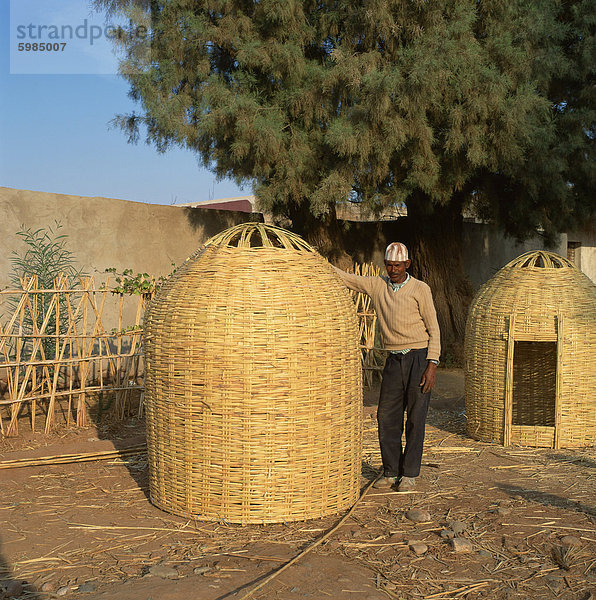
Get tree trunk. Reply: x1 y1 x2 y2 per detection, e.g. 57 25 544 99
405 193 475 365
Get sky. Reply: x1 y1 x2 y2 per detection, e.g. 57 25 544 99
0 0 247 206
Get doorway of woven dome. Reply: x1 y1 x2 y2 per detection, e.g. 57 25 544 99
503 316 562 449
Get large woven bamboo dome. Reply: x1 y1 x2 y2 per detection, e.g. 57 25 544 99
465 251 596 448
143 222 362 524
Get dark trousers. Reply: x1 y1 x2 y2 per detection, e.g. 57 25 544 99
378 349 431 478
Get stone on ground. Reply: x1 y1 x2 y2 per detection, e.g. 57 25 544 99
449 520 466 534
450 537 473 553
6 580 23 597
148 564 179 579
405 508 431 523
409 542 428 555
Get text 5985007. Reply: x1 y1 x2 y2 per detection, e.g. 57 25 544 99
18 42 67 51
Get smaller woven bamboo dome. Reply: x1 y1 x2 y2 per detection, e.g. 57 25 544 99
143 223 362 524
465 251 596 448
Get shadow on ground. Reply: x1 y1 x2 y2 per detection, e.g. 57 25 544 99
496 482 596 518
0 536 41 599
96 418 150 503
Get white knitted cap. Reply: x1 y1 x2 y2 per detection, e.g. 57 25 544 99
385 242 409 262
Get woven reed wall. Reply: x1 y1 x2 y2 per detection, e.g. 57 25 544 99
144 223 362 524
465 251 596 448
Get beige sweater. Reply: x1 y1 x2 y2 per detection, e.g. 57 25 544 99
332 266 441 362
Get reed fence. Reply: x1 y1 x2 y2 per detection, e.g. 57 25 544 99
0 264 384 437
349 262 385 386
0 275 148 436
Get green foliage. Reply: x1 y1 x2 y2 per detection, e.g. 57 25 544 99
105 267 156 297
104 264 175 297
10 222 81 288
95 0 595 240
8 222 84 361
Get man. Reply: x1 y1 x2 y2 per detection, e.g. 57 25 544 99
333 242 440 491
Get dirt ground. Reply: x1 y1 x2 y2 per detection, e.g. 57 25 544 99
1 369 595 600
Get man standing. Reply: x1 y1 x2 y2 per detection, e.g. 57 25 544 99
333 243 440 491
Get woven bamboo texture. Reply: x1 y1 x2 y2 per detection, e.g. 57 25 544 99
465 251 596 448
349 262 384 386
144 223 362 524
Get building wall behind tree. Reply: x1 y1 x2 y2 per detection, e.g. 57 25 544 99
566 224 596 284
461 222 568 288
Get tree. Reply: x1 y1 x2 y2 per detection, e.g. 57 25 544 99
95 0 595 360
